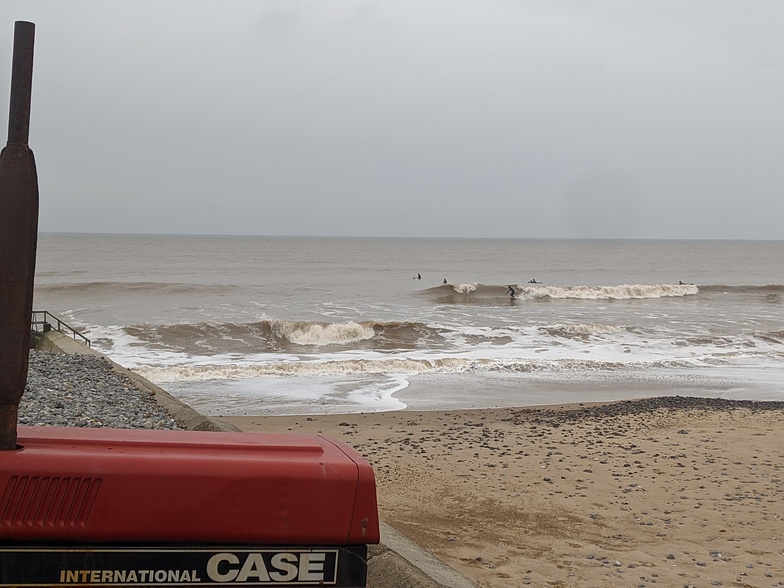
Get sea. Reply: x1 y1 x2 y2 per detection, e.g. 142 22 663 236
32 234 784 416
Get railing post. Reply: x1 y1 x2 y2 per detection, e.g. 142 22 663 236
30 310 92 347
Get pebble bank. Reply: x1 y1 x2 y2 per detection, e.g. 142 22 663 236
18 350 182 430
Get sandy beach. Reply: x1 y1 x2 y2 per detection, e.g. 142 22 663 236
222 398 784 587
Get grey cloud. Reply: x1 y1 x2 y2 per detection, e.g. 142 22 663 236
1 0 782 239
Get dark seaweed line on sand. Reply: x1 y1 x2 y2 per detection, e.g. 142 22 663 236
502 396 784 427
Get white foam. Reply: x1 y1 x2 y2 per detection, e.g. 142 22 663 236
452 283 478 294
270 320 375 346
166 374 408 416
135 357 448 383
539 323 625 336
524 283 699 300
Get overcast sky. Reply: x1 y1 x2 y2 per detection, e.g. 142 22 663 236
1 1 783 239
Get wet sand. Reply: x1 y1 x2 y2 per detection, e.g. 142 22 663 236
221 397 784 587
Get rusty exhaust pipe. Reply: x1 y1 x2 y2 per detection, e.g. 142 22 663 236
0 21 38 450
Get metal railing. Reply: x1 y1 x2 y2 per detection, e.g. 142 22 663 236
31 310 91 347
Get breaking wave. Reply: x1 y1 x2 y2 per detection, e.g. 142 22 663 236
540 323 627 339
424 283 699 302
134 354 780 384
526 283 699 300
122 319 449 354
269 320 375 345
450 283 478 294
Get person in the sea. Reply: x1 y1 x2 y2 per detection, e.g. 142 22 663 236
417 273 421 280
507 285 516 298
528 278 541 284
443 278 447 284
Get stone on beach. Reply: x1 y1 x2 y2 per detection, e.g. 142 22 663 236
224 397 784 587
19 350 182 430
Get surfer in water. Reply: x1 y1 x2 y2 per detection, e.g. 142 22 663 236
507 285 516 298
528 278 541 284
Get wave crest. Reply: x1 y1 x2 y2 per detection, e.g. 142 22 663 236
136 357 454 382
270 320 375 346
451 283 478 294
122 319 446 354
421 282 699 303
132 353 779 384
527 284 698 300
540 323 625 339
